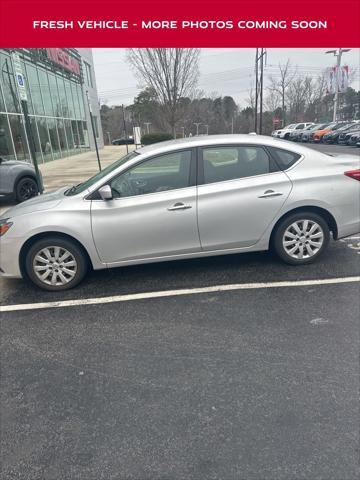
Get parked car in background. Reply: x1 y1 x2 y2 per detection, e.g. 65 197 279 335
0 157 42 203
312 122 347 142
338 128 360 145
301 123 329 143
1 135 359 291
289 123 315 142
323 123 358 144
272 123 314 140
348 131 360 146
112 137 134 145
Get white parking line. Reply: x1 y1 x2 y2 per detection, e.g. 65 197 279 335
0 276 359 313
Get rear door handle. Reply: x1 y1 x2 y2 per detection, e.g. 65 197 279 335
167 202 192 211
258 190 283 198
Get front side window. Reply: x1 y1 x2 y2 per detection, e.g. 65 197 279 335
110 150 192 198
202 146 274 184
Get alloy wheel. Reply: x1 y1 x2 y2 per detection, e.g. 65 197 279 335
33 246 78 286
282 220 324 260
18 179 38 201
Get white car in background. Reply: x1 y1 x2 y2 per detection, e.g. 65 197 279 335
272 123 314 140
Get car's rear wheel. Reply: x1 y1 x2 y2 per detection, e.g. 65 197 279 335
16 176 38 202
273 212 330 265
25 237 88 291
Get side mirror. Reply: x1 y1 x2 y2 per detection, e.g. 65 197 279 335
98 185 113 200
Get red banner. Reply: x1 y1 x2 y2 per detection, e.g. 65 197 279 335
0 0 359 47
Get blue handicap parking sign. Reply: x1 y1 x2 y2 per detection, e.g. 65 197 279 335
17 74 24 86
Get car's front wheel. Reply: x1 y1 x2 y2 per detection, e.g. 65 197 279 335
16 176 39 202
273 212 330 265
25 237 88 291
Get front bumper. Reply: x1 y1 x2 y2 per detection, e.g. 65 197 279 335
0 234 23 278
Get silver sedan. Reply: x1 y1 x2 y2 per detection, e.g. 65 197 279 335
0 135 359 291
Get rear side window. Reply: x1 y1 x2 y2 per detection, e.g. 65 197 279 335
267 147 301 170
201 146 278 184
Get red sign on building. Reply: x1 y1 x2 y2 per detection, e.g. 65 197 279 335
46 48 80 76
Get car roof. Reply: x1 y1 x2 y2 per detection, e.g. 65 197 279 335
135 134 320 158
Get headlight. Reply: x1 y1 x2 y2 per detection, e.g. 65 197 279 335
0 218 13 236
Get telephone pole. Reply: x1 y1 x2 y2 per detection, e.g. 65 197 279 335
254 48 266 134
325 48 351 122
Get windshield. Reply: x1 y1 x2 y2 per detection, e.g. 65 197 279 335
65 151 139 196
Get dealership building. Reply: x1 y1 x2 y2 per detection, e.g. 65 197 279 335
0 48 103 163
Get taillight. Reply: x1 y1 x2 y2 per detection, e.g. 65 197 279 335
344 169 360 181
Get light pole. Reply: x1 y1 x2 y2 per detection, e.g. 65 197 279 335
194 123 201 136
204 124 209 135
86 91 102 171
181 126 185 138
325 48 351 122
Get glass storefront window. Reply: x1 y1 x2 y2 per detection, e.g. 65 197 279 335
77 120 90 150
56 76 68 118
38 68 53 116
47 118 61 159
25 63 44 116
56 118 68 155
77 84 86 120
29 116 43 163
0 52 21 113
0 50 98 165
64 119 75 153
8 114 29 161
64 80 74 118
36 117 53 162
71 120 80 150
0 114 15 159
71 81 81 119
48 73 61 117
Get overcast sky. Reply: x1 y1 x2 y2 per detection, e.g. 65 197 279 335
92 48 360 107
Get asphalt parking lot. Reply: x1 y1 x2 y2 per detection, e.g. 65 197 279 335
1 142 359 479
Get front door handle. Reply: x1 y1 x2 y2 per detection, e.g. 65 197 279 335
258 190 283 198
167 202 192 211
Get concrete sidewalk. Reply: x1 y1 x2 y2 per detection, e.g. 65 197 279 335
39 145 134 191
0 146 134 215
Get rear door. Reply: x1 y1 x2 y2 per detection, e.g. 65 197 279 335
197 145 293 250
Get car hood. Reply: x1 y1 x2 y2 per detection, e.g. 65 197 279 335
1 187 68 219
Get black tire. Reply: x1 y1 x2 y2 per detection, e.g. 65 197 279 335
25 236 88 291
284 133 290 140
16 176 38 202
272 212 330 265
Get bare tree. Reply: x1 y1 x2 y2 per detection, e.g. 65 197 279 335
268 60 296 126
286 76 313 119
126 48 200 136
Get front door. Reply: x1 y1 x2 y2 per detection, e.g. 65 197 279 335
197 145 293 250
91 149 201 264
